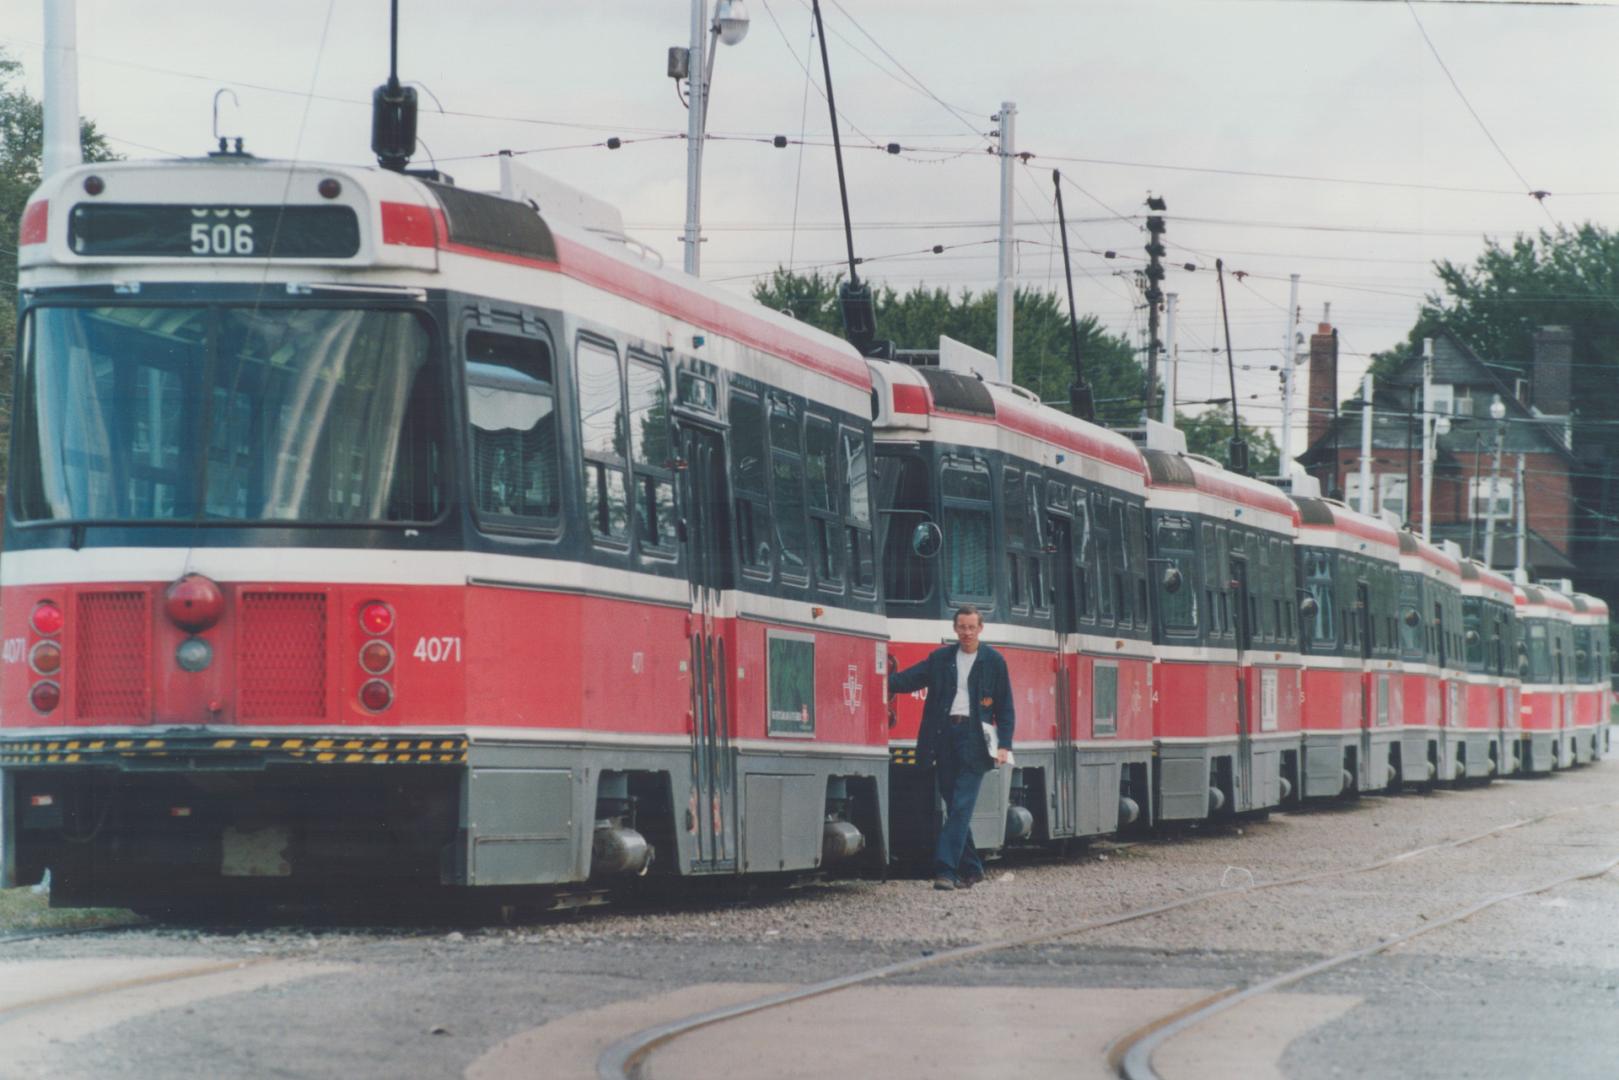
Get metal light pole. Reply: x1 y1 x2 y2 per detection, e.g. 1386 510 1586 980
1515 453 1528 581
995 102 1017 385
1359 374 1374 515
42 0 81 180
1420 338 1435 541
1279 273 1300 477
682 0 750 276
1161 292 1179 427
1482 395 1507 569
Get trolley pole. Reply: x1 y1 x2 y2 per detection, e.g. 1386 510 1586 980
995 102 1017 385
1143 197 1168 422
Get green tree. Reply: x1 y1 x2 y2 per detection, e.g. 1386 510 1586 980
0 49 116 491
752 269 1149 426
1174 406 1279 478
1367 225 1619 427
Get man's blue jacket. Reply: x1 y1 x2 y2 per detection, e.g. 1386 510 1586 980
888 643 1016 773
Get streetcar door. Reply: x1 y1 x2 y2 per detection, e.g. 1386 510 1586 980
1048 512 1079 838
1231 555 1253 811
677 422 737 871
1360 581 1376 790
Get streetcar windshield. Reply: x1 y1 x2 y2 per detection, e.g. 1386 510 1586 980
13 305 444 524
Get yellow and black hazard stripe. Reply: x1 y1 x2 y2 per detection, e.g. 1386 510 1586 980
890 745 920 767
0 734 469 768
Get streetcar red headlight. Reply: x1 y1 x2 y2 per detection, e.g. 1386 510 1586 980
359 602 394 635
29 681 61 714
318 178 341 199
29 641 61 676
164 573 225 632
359 640 394 674
83 174 104 196
31 602 63 636
359 679 393 712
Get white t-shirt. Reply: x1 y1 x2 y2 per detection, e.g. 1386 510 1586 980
950 647 979 715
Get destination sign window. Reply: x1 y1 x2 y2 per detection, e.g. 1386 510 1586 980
68 204 362 258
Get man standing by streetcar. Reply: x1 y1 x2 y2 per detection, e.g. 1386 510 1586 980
887 604 1016 891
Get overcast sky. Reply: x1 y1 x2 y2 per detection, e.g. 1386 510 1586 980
2 0 1615 452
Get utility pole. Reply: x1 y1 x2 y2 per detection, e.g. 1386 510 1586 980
1161 292 1179 427
1420 338 1435 541
1482 395 1507 569
1514 453 1528 581
995 102 1017 385
1278 273 1300 479
1143 196 1167 421
1359 373 1374 515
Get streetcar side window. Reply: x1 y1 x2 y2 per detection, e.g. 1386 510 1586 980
730 391 771 574
942 456 995 606
1027 476 1049 615
1073 487 1095 622
804 414 842 591
577 337 629 544
467 329 560 528
877 452 932 605
1127 503 1147 635
1092 491 1114 625
1004 467 1027 612
626 353 676 555
1153 515 1197 635
769 398 810 584
841 427 876 593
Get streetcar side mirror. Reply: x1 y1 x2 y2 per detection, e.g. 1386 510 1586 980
1403 608 1421 628
911 521 943 559
676 517 689 544
1298 595 1319 621
1466 629 1481 647
1161 566 1183 594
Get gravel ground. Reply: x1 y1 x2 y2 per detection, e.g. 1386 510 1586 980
9 760 1619 1080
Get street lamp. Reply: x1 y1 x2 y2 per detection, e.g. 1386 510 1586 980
679 0 751 276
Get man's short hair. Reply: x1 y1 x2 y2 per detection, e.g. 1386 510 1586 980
953 604 984 627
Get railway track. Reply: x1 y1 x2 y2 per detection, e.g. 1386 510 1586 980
596 798 1619 1080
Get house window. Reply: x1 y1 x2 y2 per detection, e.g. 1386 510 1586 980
1428 383 1455 415
1470 476 1514 521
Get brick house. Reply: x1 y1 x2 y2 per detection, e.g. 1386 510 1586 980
1296 324 1576 580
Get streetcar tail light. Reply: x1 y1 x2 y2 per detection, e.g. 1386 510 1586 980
359 679 394 712
29 794 54 808
31 602 63 636
29 640 61 675
29 681 61 714
169 806 192 818
360 602 394 635
359 640 394 675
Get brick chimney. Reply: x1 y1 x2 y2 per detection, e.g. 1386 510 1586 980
1531 325 1572 416
1306 321 1338 450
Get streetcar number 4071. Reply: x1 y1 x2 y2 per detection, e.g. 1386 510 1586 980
412 636 463 663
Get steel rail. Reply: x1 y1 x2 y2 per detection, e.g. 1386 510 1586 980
597 798 1617 1080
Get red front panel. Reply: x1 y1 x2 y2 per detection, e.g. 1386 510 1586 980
1153 660 1237 740
2 580 886 750
1573 688 1604 732
1400 672 1441 731
1520 687 1562 733
1463 680 1501 731
1300 666 1362 732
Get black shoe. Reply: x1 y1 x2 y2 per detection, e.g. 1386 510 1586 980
932 875 957 891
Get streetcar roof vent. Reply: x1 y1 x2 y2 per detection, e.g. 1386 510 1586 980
916 367 995 418
1290 496 1336 526
1397 531 1419 555
425 181 557 262
1141 449 1196 487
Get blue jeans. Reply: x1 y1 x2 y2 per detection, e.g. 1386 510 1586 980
934 718 989 881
